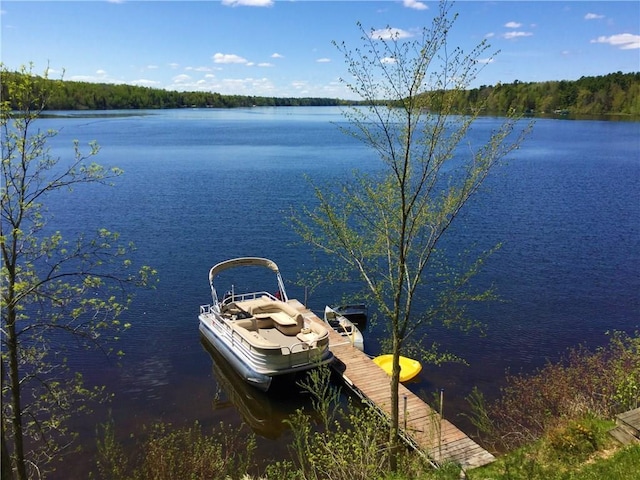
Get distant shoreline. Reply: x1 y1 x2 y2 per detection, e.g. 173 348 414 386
38 106 640 123
4 70 639 117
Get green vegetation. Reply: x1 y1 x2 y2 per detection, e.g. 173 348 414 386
1 63 156 480
467 415 640 480
94 421 255 480
91 413 640 480
92 332 640 480
466 330 640 452
1 67 638 116
447 72 640 116
467 425 640 480
0 69 349 110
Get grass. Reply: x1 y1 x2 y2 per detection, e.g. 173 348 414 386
466 417 640 480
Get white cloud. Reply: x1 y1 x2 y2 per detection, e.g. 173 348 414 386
131 79 161 87
68 74 119 84
221 0 273 7
172 74 192 84
168 63 180 69
403 0 428 11
476 58 495 64
186 66 213 72
96 69 107 76
316 58 331 63
216 77 276 95
271 53 284 59
258 62 274 67
584 13 605 20
503 31 533 40
381 57 396 64
213 53 249 64
505 21 522 28
168 73 272 94
146 65 159 70
370 27 413 40
591 33 640 50
485 32 495 38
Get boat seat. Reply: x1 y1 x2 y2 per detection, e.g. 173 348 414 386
236 296 271 312
296 329 317 347
255 311 297 326
254 312 302 335
249 301 304 335
233 318 257 331
248 299 297 316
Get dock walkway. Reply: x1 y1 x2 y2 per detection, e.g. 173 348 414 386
290 300 495 469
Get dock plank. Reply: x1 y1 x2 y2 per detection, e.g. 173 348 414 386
293 301 495 469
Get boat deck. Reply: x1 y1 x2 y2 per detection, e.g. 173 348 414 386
289 300 495 470
259 326 301 348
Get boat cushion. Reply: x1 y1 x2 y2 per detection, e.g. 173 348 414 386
258 311 297 326
249 300 304 334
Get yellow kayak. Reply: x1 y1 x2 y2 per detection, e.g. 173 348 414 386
373 354 422 382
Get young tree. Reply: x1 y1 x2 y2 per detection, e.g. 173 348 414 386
294 1 531 467
1 64 156 480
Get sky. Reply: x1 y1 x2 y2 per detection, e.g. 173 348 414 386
2 1 639 100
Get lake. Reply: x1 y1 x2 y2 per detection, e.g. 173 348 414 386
36 107 639 475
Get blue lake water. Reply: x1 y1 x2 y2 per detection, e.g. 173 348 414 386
37 107 639 474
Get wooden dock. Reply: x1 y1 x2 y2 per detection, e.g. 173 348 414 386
290 300 495 469
609 407 640 445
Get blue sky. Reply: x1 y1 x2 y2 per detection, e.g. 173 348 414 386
2 1 639 100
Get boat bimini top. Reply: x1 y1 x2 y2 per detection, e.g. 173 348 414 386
208 257 288 304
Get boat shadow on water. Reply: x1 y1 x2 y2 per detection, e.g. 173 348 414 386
200 337 318 440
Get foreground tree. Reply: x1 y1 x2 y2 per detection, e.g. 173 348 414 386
294 1 531 467
1 64 155 480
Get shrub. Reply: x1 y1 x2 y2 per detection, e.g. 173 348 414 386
95 421 255 480
467 331 640 450
281 401 391 480
545 417 603 464
467 417 629 480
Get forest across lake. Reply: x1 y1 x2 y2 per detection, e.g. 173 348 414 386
2 70 639 116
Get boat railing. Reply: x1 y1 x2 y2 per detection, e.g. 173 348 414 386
220 291 277 308
226 328 323 367
200 304 212 314
201 304 324 367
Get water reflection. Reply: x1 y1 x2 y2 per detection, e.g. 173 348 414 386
120 355 172 401
200 337 314 439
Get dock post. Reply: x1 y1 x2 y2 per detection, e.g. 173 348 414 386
439 389 444 460
404 395 407 430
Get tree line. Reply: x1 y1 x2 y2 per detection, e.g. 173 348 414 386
1 69 638 115
0 70 350 110
448 71 640 116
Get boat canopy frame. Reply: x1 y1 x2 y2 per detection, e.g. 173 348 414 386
208 257 288 305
